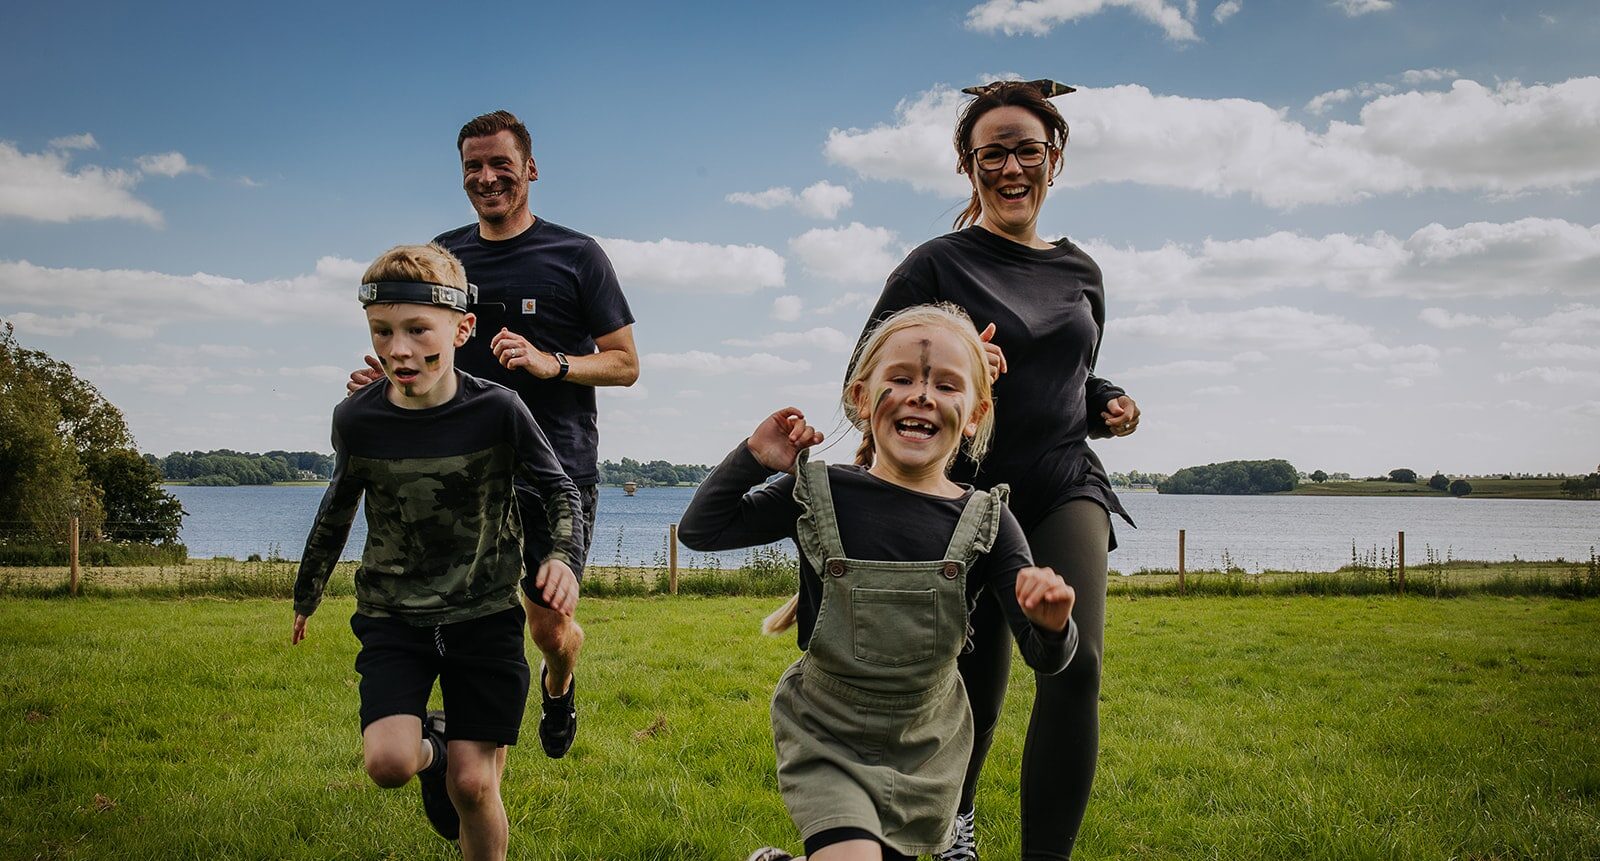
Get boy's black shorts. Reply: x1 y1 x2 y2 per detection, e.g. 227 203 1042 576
517 481 599 607
350 605 530 745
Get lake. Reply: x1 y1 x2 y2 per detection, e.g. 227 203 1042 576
166 485 1599 572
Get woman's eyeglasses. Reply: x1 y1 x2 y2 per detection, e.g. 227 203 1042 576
967 140 1053 172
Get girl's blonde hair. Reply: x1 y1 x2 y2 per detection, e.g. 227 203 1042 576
843 302 996 470
763 303 996 636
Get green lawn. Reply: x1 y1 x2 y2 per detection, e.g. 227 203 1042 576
1283 478 1575 499
3 596 1598 860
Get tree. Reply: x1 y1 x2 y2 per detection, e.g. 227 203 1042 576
1389 468 1418 484
1428 472 1450 491
0 320 181 543
1449 479 1473 497
1158 459 1299 495
1310 470 1328 483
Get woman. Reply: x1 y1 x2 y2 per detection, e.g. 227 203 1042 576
857 79 1140 861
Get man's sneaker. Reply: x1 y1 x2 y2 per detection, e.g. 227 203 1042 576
418 711 459 842
538 664 577 759
745 849 795 861
934 807 977 861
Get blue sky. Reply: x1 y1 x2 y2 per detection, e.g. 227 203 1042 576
3 0 1597 476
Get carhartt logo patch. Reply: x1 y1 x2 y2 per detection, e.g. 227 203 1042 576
522 299 537 314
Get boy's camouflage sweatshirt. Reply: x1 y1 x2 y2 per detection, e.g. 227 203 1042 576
293 371 581 626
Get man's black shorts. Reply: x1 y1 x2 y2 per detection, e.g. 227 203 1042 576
350 605 531 745
518 481 599 606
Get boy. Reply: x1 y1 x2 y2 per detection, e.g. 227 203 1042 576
291 243 582 861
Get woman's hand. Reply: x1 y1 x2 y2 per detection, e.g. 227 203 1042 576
978 323 1007 383
1015 566 1075 633
1102 395 1141 437
746 408 823 474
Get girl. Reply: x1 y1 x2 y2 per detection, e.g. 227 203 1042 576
679 303 1078 861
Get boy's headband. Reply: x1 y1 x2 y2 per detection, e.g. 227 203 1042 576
358 281 479 313
961 79 1076 98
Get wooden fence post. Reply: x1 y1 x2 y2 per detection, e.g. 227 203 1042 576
69 516 80 597
1397 530 1406 596
1178 529 1186 595
668 523 679 596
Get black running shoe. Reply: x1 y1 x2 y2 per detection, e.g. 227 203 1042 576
538 665 577 759
418 711 459 842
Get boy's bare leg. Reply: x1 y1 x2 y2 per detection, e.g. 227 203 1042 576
523 597 584 696
448 739 509 861
361 714 429 788
811 841 882 861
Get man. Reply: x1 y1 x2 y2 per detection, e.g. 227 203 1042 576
350 110 639 759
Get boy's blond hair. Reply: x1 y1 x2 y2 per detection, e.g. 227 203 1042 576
361 243 469 292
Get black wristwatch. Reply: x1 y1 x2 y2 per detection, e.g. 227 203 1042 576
554 351 569 380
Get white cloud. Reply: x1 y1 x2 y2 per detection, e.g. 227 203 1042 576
596 237 785 293
1117 359 1237 378
966 0 1200 41
135 151 205 178
0 142 161 225
1500 342 1600 362
643 350 811 376
816 292 876 316
1 310 155 339
772 295 803 321
0 256 364 332
1083 218 1600 302
1332 0 1392 15
827 77 1600 208
1195 384 1241 395
1503 304 1600 343
48 133 98 151
723 327 854 354
1401 67 1458 85
1305 89 1356 115
1110 306 1372 351
205 384 254 396
1294 424 1366 436
76 363 218 396
789 223 903 284
1495 366 1600 386
1213 0 1241 22
727 181 853 219
1418 308 1521 330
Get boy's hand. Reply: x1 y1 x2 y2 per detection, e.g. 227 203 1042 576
535 559 579 616
1015 566 1075 633
292 613 309 644
491 328 561 379
346 355 384 395
746 408 823 474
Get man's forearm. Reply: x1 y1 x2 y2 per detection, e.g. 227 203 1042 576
564 348 638 387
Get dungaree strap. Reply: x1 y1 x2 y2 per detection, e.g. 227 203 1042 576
942 483 1011 566
792 450 847 573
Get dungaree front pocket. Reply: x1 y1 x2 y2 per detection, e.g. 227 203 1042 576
850 588 938 667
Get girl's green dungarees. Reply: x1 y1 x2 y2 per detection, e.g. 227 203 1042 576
770 452 1008 856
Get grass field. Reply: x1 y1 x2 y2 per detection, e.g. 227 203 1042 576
3 594 1598 860
1282 478 1576 499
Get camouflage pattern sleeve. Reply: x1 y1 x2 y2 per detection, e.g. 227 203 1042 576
292 424 364 617
506 394 583 577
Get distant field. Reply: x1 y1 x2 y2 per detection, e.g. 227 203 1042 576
1283 478 1574 499
3 595 1596 860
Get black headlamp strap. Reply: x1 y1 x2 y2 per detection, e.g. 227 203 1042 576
357 281 479 313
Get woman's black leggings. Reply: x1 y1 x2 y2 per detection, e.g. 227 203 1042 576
957 499 1110 860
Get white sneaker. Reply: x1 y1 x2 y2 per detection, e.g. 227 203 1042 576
745 849 795 861
934 808 977 861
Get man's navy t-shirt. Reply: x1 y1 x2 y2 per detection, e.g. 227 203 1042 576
435 219 634 486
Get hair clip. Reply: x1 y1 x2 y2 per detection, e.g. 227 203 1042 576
960 78 1077 98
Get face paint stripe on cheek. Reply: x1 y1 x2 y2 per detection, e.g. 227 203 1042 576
424 354 440 368
377 357 388 367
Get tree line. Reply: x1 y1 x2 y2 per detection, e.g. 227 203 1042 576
152 450 335 485
1 322 183 546
597 458 710 487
